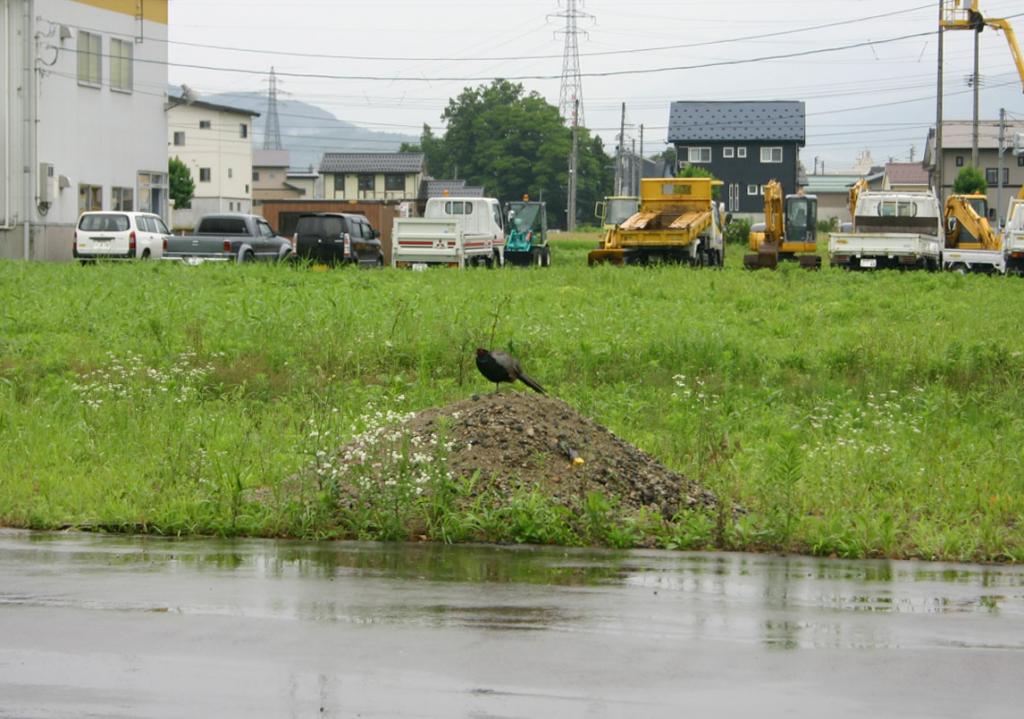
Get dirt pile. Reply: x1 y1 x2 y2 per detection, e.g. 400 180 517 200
334 392 717 518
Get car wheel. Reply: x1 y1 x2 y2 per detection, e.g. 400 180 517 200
241 250 255 263
141 249 151 260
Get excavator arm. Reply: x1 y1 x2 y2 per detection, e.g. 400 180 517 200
945 195 1002 251
848 178 869 225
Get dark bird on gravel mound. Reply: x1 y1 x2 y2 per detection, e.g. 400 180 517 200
475 348 546 394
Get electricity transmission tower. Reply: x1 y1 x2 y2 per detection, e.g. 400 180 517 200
550 1 593 230
551 0 593 127
263 67 283 151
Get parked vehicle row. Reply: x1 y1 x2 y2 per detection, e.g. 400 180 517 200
828 185 1024 275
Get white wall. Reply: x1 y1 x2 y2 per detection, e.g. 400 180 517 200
0 0 169 260
167 103 254 205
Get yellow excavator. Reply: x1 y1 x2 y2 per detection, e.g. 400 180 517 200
588 177 725 266
941 1 1024 91
743 180 821 269
942 194 1005 272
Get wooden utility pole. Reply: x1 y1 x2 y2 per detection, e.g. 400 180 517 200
568 97 579 232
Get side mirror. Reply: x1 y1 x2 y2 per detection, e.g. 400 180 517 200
373 229 381 239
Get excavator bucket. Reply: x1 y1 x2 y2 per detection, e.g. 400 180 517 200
743 244 779 270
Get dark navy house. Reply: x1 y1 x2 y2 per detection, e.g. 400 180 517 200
667 101 806 214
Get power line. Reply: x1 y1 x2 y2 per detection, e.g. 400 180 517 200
60 28 946 83
145 4 938 63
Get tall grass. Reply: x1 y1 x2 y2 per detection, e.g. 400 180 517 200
0 239 1022 561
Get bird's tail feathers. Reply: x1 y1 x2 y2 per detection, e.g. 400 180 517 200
518 372 546 394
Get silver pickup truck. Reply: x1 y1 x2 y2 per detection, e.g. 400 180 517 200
164 214 293 264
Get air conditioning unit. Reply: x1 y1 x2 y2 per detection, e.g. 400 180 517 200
1015 132 1024 156
38 163 56 204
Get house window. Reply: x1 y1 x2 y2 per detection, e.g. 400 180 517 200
228 168 233 179
112 187 134 211
723 147 735 159
78 184 102 212
985 168 1009 185
200 120 212 129
385 174 405 192
760 147 783 163
687 147 711 164
955 156 965 167
110 39 133 92
1018 156 1024 167
358 174 375 192
253 171 261 181
333 175 345 193
747 184 759 196
737 147 747 159
173 132 185 146
240 124 248 139
199 168 211 182
77 31 101 86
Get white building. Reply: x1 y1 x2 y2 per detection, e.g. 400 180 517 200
166 93 258 230
1 0 169 260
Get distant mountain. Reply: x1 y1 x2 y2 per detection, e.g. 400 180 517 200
205 91 418 172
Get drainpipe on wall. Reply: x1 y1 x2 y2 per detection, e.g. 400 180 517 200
1 0 13 229
22 0 35 259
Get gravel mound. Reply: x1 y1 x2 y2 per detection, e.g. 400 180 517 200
334 392 717 518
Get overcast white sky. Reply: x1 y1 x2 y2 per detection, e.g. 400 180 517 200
167 0 1024 171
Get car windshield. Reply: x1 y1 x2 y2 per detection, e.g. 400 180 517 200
508 203 542 231
607 198 638 225
79 214 130 232
297 216 345 237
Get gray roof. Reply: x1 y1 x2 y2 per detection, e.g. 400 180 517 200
320 152 425 174
668 101 806 144
421 180 484 198
253 150 290 169
166 92 260 117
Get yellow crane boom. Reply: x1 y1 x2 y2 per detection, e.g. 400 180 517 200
941 1 1024 92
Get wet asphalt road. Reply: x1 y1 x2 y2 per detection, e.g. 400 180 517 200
0 529 1022 718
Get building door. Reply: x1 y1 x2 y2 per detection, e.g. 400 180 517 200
729 183 740 213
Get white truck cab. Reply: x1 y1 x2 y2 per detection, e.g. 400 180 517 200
392 197 505 269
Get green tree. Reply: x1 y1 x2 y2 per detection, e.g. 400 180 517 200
169 157 195 210
677 163 721 199
418 80 612 228
953 166 987 195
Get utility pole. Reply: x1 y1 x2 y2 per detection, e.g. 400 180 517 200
936 0 945 202
639 124 645 186
998 107 1007 228
568 98 579 231
616 102 625 195
972 26 981 167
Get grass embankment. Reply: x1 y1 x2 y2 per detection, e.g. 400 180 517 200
1 237 1022 561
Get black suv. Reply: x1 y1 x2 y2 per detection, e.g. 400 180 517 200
294 213 384 267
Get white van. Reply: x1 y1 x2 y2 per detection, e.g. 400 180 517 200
74 211 171 262
392 197 505 268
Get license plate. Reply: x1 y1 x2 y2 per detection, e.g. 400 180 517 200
186 257 204 266
412 263 428 272
860 258 877 268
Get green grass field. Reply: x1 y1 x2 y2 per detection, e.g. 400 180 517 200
1 235 1022 561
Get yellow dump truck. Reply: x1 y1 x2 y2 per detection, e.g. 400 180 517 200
587 177 725 266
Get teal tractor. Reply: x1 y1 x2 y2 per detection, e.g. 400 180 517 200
504 199 551 267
